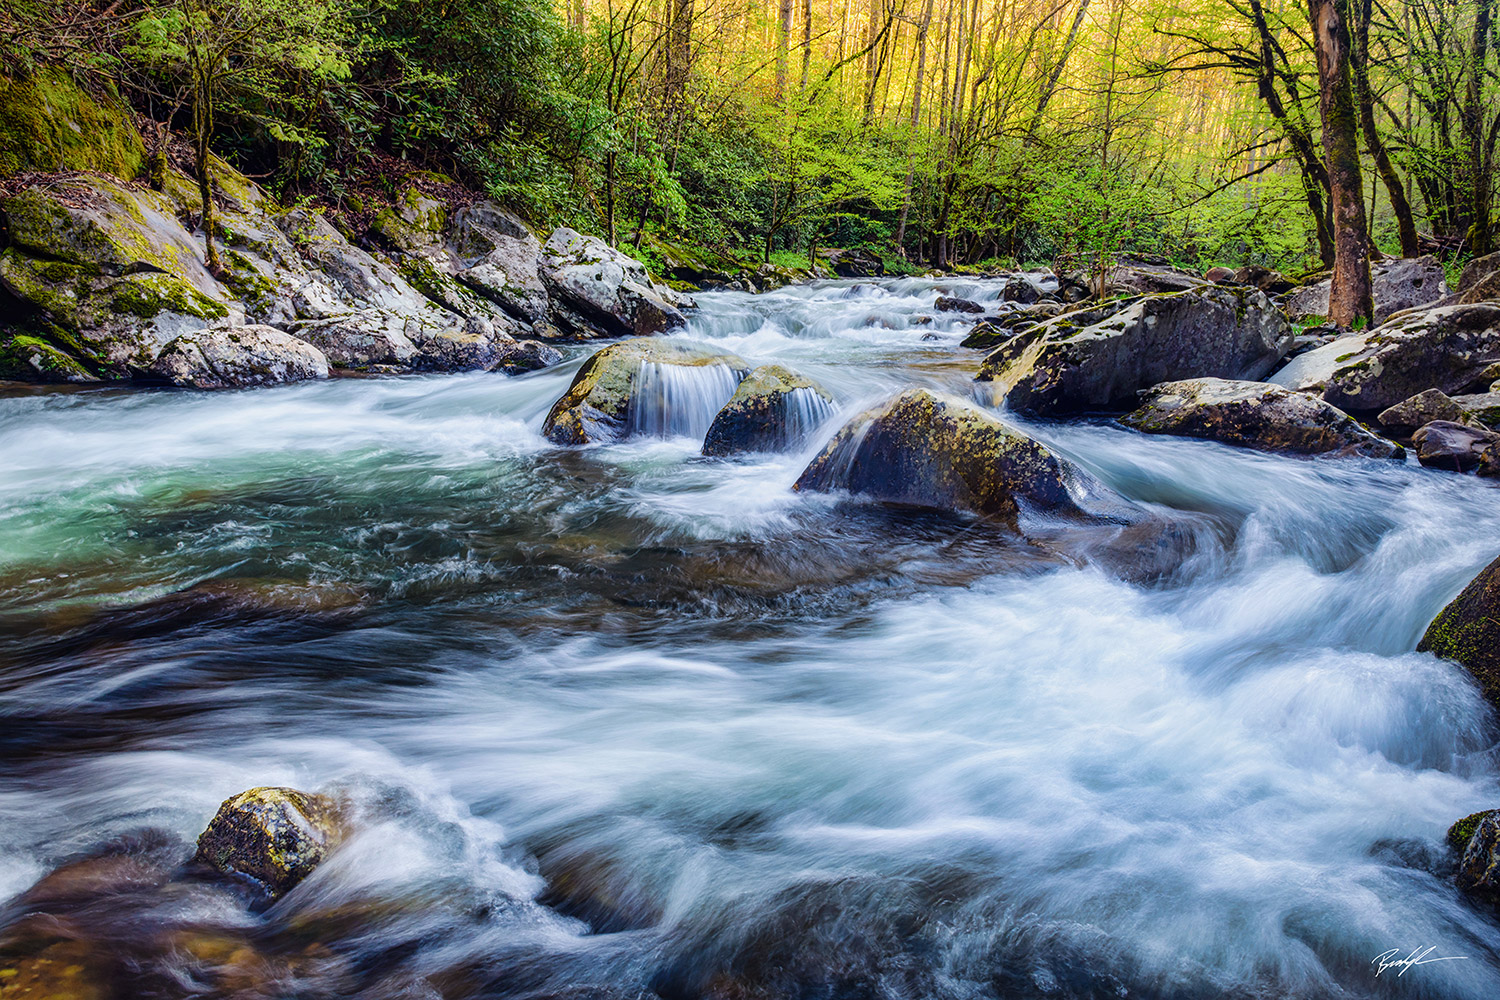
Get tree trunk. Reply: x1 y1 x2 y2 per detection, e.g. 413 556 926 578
799 0 812 90
665 0 694 103
895 0 934 250
193 69 221 274
776 0 793 97
1353 0 1418 256
1463 0 1495 253
1308 0 1372 327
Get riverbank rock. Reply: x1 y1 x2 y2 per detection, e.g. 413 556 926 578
702 365 836 456
1269 303 1500 413
1106 261 1207 295
1418 553 1500 707
1411 421 1500 472
0 65 144 178
543 338 749 445
148 326 330 389
825 248 884 278
1450 810 1500 904
1376 389 1482 438
1121 378 1402 458
194 787 345 899
457 229 553 328
793 388 1104 521
976 287 1291 416
1287 255 1448 324
540 228 690 339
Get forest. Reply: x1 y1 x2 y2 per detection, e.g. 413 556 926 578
2 0 1495 291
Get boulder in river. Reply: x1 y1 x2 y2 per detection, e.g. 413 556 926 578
1418 553 1500 707
291 309 420 368
1120 378 1403 458
935 296 984 314
194 786 345 899
1376 389 1482 438
793 388 1108 522
148 325 330 389
1002 276 1042 304
1450 810 1500 904
540 228 691 339
543 338 749 445
1286 255 1449 325
825 247 884 278
1411 420 1500 473
1269 303 1500 413
702 365 836 457
976 287 1292 416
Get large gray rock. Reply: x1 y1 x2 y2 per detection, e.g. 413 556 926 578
1121 378 1402 458
540 228 692 339
1453 810 1500 904
1376 389 1482 437
1451 391 1500 426
291 309 420 368
1286 255 1448 324
976 287 1292 416
702 365 836 456
793 388 1108 522
1411 420 1500 472
1459 252 1500 294
149 325 330 389
1268 303 1500 413
543 338 749 445
457 230 552 327
194 786 344 899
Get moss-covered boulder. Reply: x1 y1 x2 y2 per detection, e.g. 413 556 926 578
0 67 143 178
0 334 98 382
792 388 1104 522
149 325 330 389
543 338 749 445
1269 303 1500 413
1121 378 1403 458
702 365 836 456
1451 391 1500 427
1449 809 1500 904
1418 553 1500 708
194 787 345 899
1376 388 1483 438
0 175 230 370
976 287 1291 416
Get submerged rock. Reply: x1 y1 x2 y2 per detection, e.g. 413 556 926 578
543 338 749 445
540 228 690 339
1286 255 1448 324
1121 378 1402 458
976 287 1291 416
194 787 345 899
793 388 1105 522
148 325 330 389
1269 303 1500 413
702 365 836 456
1418 553 1500 708
1411 420 1500 473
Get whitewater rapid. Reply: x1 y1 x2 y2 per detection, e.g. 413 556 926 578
1 278 1497 999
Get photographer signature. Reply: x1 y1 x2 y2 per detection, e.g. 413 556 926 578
1372 946 1468 977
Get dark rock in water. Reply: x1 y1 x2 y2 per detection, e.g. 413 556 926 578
148 325 330 389
495 338 563 375
14 829 183 909
1286 254 1448 324
194 786 345 899
1377 389 1481 438
1269 303 1500 413
0 939 113 1000
1002 276 1041 304
793 388 1109 522
543 338 749 445
1451 810 1500 904
825 247 884 278
702 365 835 457
1121 378 1403 458
1411 420 1500 472
1419 554 1500 708
935 295 984 314
977 287 1291 416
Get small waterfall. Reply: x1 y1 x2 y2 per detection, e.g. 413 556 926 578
782 386 838 446
628 362 745 441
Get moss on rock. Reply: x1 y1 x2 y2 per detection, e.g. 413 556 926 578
193 786 345 899
1418 554 1500 710
0 67 143 178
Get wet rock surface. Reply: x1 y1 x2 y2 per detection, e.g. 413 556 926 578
194 786 345 900
1411 420 1500 473
702 365 836 456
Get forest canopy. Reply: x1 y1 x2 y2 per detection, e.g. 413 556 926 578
1 0 1495 279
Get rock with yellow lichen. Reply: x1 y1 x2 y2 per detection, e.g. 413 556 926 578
194 787 346 900
793 388 1115 522
1418 553 1500 711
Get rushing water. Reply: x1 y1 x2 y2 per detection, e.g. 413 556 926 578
2 278 1499 999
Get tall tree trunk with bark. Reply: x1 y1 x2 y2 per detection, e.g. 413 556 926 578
665 0 693 103
776 0 793 97
1463 0 1495 253
1352 0 1418 256
1308 0 1372 327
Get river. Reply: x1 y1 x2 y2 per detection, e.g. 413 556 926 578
1 278 1498 998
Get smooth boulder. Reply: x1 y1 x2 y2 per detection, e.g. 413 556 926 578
540 228 690 339
1418 553 1500 707
1269 303 1500 413
543 338 748 445
702 365 836 456
1286 255 1448 324
1121 378 1402 458
793 388 1104 521
976 287 1292 416
193 786 344 899
149 325 330 389
1411 420 1500 472
1376 388 1481 437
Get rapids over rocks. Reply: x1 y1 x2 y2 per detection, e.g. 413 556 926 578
2 278 1499 999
